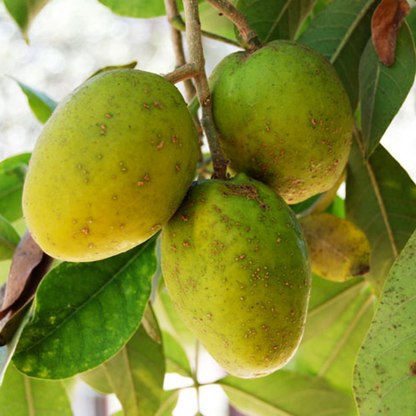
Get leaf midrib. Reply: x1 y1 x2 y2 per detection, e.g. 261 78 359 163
17 238 153 355
264 0 294 43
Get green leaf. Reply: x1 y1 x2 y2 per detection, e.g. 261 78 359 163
294 289 375 393
99 0 168 18
235 0 317 43
300 213 370 282
13 237 158 379
325 195 345 219
218 370 357 415
0 214 20 261
3 0 49 38
346 142 416 295
298 0 378 110
0 307 31 386
0 153 30 223
199 2 237 41
88 61 138 80
163 331 192 377
354 230 416 415
303 275 367 343
360 22 416 158
14 79 57 124
155 390 180 416
407 7 416 42
0 364 72 416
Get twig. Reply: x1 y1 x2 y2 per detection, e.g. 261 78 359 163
183 0 228 179
204 0 262 50
170 15 240 47
164 62 199 84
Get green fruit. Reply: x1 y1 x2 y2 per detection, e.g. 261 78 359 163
161 173 311 378
210 40 352 204
23 69 199 262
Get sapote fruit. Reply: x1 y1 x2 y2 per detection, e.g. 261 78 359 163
23 69 199 262
161 173 311 378
210 40 353 204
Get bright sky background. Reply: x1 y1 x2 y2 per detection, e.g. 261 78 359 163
0 1 415 415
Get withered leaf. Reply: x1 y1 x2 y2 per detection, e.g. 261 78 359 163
0 232 52 320
372 0 410 66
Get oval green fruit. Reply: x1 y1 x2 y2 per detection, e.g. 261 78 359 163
161 173 311 378
210 40 353 204
23 69 199 262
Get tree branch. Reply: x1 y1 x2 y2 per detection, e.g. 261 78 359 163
204 0 262 50
183 0 228 180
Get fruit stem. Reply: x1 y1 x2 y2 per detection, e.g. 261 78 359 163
180 0 228 179
204 0 263 51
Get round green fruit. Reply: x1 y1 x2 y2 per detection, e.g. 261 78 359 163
23 69 199 262
210 40 352 204
161 173 311 378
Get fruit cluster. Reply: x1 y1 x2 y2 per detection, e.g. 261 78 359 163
22 40 352 378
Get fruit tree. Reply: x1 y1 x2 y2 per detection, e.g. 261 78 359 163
0 0 415 415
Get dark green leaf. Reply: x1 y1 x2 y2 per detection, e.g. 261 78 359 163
218 370 357 415
235 0 317 43
407 7 416 42
3 0 49 38
354 230 416 415
0 364 72 416
0 154 30 223
0 215 20 261
360 22 416 158
298 0 378 110
294 289 375 393
14 79 57 124
346 141 416 295
13 237 157 379
163 331 192 377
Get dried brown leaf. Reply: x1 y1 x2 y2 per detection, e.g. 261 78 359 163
0 232 52 320
372 0 410 66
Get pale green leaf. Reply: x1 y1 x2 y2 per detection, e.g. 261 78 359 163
3 0 49 38
354 230 416 415
155 390 180 416
0 364 72 416
360 22 416 158
219 370 357 415
14 80 57 124
298 0 378 110
0 154 30 223
0 214 20 261
163 331 192 377
13 237 157 379
346 142 416 295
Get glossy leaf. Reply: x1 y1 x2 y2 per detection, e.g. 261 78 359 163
218 370 357 415
0 364 72 416
300 213 370 282
354 230 416 414
14 80 57 124
298 0 378 110
0 154 30 223
163 331 192 377
0 215 20 261
235 0 317 43
346 141 416 295
303 276 367 343
13 237 157 379
3 0 49 38
360 22 416 158
294 289 375 393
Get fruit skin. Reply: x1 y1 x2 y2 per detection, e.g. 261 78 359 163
210 40 352 204
161 173 311 378
23 69 199 262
